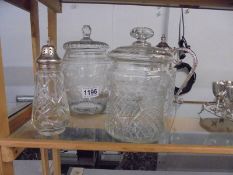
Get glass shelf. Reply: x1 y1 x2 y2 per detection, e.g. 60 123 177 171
2 103 233 154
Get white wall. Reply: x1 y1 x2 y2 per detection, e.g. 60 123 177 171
57 4 165 56
0 1 233 104
167 8 233 101
0 1 33 103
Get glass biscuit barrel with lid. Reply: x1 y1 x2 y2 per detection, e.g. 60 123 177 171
62 25 110 116
105 27 197 143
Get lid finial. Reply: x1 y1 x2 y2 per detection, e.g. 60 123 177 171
161 34 166 42
82 25 92 39
130 27 154 40
130 27 154 46
156 34 171 49
63 25 109 50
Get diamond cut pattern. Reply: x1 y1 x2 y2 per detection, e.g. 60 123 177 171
32 71 69 131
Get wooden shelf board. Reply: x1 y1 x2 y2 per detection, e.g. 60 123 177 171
4 0 61 13
4 0 30 12
61 0 233 10
9 105 32 133
1 137 233 155
5 0 233 11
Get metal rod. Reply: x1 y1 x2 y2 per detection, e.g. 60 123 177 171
16 96 33 102
182 100 215 104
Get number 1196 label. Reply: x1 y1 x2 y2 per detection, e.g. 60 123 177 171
81 87 99 98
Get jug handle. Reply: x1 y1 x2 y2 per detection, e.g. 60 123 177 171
166 48 197 133
173 48 198 103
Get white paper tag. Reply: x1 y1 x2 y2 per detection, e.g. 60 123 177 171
81 87 99 98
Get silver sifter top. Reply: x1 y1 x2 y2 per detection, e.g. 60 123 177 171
37 42 61 69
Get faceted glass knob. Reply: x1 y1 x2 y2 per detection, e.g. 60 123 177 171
82 25 92 39
130 27 154 42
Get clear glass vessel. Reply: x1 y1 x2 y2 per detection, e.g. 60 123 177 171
62 25 110 116
32 43 70 136
155 35 179 130
105 27 198 143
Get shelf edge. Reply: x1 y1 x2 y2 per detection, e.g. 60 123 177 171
1 138 233 155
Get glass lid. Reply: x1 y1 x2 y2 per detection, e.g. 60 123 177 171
63 25 109 52
109 27 155 62
109 27 173 63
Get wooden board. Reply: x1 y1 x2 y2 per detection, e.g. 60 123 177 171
30 0 40 73
2 138 233 155
9 105 32 133
39 0 62 13
61 0 233 10
5 0 233 11
4 0 30 12
40 149 50 175
0 42 10 138
1 147 24 162
0 40 14 175
48 8 57 47
0 105 31 162
52 149 61 175
0 153 14 175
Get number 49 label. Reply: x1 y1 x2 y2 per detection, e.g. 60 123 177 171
81 87 99 98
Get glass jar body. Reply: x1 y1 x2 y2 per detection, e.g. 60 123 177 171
162 66 177 131
105 61 171 143
32 69 70 136
63 50 110 115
